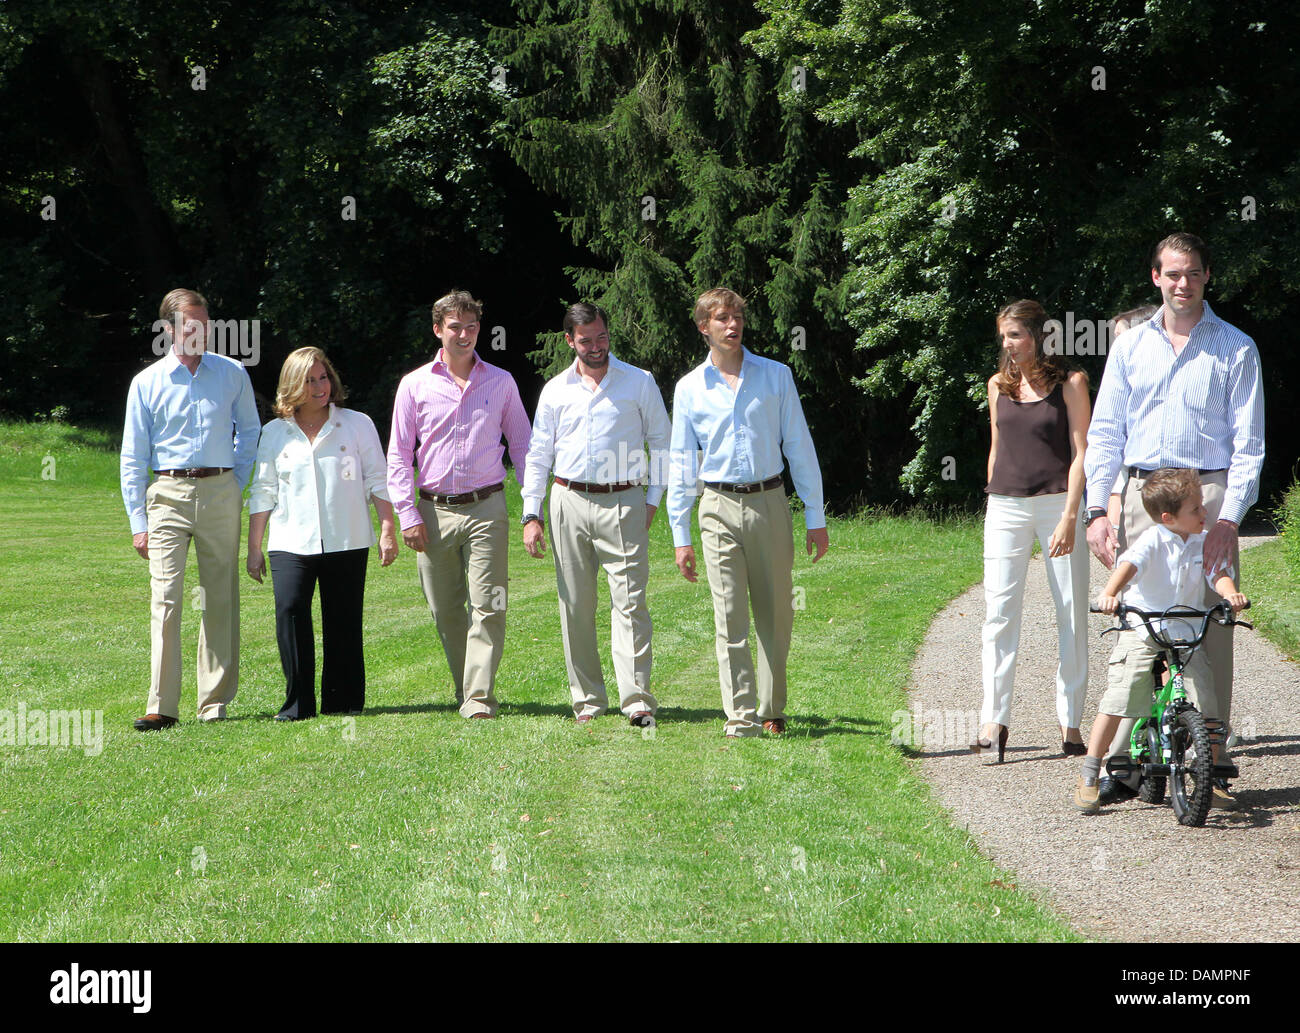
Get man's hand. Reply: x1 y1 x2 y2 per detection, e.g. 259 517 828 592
523 519 546 558
1085 515 1118 569
1203 519 1239 577
402 523 428 553
645 504 657 531
246 548 266 583
806 527 829 563
132 532 149 560
675 545 697 582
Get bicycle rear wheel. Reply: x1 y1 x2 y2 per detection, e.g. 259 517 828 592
1170 708 1213 827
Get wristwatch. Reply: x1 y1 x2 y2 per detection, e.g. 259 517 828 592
521 513 543 527
1083 507 1107 527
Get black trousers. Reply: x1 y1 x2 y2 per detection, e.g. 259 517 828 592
269 548 369 717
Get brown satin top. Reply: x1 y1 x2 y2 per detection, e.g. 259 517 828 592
986 381 1071 497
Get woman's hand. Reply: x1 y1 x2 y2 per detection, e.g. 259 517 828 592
1048 515 1076 558
379 526 398 567
246 547 266 583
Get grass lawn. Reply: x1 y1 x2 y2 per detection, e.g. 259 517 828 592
1240 538 1300 661
0 419 1079 941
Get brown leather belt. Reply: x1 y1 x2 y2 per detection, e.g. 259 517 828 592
419 482 504 506
704 475 783 495
555 477 639 493
156 467 230 478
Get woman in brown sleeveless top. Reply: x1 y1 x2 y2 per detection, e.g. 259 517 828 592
974 300 1091 761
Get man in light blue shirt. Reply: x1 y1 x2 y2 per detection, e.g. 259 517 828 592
667 287 829 737
120 289 260 729
1083 233 1265 808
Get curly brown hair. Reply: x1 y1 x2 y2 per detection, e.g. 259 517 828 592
993 300 1073 400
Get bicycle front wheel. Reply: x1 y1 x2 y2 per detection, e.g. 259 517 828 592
1169 708 1213 827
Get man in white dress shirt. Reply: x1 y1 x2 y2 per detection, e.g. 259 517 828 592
521 303 671 726
1083 233 1265 807
667 287 830 738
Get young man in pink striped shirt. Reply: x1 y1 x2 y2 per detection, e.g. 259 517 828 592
387 290 531 719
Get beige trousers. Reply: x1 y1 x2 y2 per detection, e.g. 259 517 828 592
416 491 508 717
699 485 795 736
549 484 655 719
145 471 241 719
1106 469 1236 775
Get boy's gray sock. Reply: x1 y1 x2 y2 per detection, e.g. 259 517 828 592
1081 756 1102 782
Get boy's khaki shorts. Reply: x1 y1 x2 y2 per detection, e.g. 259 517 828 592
1099 627 1218 719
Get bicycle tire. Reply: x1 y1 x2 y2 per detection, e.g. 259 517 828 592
1137 723 1166 805
1169 708 1214 827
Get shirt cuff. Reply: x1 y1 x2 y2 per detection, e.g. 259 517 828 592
802 506 826 531
522 495 545 516
129 511 148 536
671 525 693 548
396 503 423 528
645 486 665 509
1217 501 1247 526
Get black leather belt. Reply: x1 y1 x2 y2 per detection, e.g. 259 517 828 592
1128 467 1225 478
156 467 230 478
704 475 783 495
555 477 639 493
419 482 504 505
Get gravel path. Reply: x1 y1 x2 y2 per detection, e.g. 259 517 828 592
910 535 1300 941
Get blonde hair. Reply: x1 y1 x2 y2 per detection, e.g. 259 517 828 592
693 287 746 326
274 347 347 418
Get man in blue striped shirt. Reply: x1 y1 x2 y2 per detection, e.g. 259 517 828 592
1083 233 1265 808
667 288 830 737
121 289 261 730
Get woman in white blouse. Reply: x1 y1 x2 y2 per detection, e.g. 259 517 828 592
247 348 397 719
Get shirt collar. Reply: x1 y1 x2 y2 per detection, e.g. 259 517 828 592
432 349 480 376
165 347 211 376
702 346 751 383
564 353 626 384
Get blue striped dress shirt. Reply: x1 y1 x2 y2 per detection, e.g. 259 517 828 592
1084 302 1264 524
667 348 825 548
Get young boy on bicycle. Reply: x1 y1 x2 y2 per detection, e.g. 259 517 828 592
1073 468 1247 813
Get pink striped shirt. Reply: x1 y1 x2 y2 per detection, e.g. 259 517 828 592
386 350 531 527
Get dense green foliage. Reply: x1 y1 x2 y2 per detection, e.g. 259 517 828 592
1 0 1294 507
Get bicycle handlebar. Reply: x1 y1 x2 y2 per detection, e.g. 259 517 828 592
1088 600 1253 650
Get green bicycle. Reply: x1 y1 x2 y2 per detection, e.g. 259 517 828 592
1089 600 1252 827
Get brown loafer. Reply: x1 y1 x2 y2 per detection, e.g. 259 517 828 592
133 713 178 731
628 711 655 728
762 719 786 735
468 712 494 720
576 714 594 724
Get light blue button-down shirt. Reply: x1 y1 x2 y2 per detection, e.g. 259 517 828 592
1085 303 1265 524
667 347 825 547
120 349 261 534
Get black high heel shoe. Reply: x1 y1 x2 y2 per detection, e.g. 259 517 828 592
970 725 1009 763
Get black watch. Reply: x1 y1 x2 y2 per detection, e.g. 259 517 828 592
1083 507 1107 527
521 513 543 527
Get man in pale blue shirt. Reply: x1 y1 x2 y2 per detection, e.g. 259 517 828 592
1083 233 1265 807
120 289 260 729
667 287 830 737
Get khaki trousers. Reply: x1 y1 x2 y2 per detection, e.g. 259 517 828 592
549 484 655 719
415 491 508 717
699 485 795 736
145 471 241 719
1106 469 1236 779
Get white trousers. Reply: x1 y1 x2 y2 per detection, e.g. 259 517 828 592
981 493 1089 729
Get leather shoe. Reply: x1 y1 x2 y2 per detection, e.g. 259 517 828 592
1211 778 1239 810
133 713 177 731
1073 776 1100 813
629 711 655 728
1097 776 1138 806
762 719 786 735
576 713 594 724
469 712 494 720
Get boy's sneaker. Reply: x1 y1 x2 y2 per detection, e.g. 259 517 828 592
1073 776 1100 813
1097 776 1138 806
1211 778 1239 811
